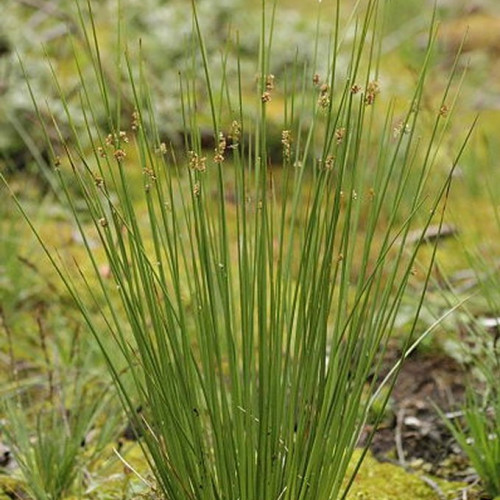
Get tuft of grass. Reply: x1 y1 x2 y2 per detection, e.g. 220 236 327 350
435 173 500 499
2 389 117 500
436 307 500 498
445 387 500 498
0 295 121 500
3 0 474 498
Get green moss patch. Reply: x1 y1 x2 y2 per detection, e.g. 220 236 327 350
346 450 472 500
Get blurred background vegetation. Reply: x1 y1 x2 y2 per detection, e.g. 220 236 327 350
3 0 500 322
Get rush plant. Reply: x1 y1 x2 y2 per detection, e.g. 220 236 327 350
4 0 473 498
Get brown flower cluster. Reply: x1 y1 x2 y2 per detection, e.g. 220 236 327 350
335 127 346 145
439 104 448 117
351 84 362 94
281 130 292 161
214 133 227 164
229 120 241 149
318 83 330 109
364 80 380 106
155 142 167 156
188 151 206 172
113 149 126 162
105 131 129 147
131 109 140 131
261 74 275 103
104 131 129 162
325 155 335 171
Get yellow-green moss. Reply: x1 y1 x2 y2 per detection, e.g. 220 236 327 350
0 474 29 499
345 450 472 500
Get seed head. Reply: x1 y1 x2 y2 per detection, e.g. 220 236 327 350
143 167 156 181
94 175 104 188
351 84 362 94
119 131 129 143
325 155 335 170
393 120 410 139
281 130 292 161
364 80 380 106
188 151 206 172
265 74 275 92
261 91 272 103
131 109 140 131
155 142 167 155
106 131 129 148
335 127 346 145
318 83 330 109
113 149 126 162
230 120 241 147
214 133 227 164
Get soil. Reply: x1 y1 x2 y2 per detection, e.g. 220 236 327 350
364 348 479 486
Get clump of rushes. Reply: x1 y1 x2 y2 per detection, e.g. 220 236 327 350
5 0 474 498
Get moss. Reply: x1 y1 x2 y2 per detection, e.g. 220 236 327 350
345 450 470 500
0 475 29 499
